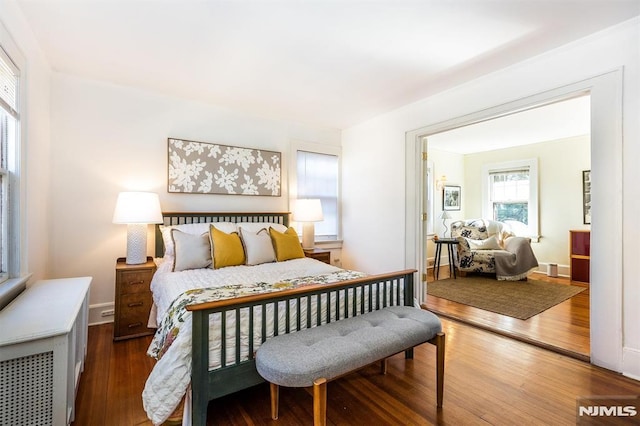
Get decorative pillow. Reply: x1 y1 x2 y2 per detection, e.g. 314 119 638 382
160 222 236 258
239 227 276 266
237 222 288 234
465 235 502 250
269 227 305 262
210 226 246 269
452 225 488 240
171 229 212 271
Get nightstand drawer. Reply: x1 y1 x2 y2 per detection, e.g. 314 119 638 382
118 270 154 294
114 258 156 340
116 293 153 336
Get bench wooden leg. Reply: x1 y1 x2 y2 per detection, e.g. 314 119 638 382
270 382 279 420
430 332 446 408
380 358 387 374
313 378 327 426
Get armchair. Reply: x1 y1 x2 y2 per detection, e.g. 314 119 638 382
451 219 538 280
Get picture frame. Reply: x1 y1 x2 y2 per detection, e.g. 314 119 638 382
167 138 281 196
582 170 591 224
443 185 461 211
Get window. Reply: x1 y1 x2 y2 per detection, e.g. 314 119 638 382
292 143 340 241
0 46 19 284
490 169 529 223
482 159 539 240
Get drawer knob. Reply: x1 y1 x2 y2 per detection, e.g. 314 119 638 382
127 301 143 307
128 322 143 328
127 280 144 286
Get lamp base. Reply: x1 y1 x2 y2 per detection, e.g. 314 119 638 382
301 223 315 250
126 223 148 264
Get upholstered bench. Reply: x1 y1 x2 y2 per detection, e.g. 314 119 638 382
255 306 445 425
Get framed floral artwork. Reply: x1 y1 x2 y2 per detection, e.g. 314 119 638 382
168 138 281 196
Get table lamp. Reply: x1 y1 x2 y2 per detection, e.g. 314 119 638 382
293 199 323 250
113 192 163 264
440 210 451 238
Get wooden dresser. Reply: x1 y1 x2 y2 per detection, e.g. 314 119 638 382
304 248 331 264
114 257 156 341
570 230 590 285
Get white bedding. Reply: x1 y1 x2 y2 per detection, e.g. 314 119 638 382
142 257 348 425
152 257 341 325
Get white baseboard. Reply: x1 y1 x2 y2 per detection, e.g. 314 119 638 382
622 346 640 381
535 262 570 278
429 259 569 276
89 302 114 326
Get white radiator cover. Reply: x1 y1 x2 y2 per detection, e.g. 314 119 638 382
1 352 54 424
0 277 91 425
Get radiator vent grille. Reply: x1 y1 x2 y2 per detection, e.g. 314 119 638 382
0 351 54 425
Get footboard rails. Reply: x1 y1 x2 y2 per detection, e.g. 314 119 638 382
186 269 417 426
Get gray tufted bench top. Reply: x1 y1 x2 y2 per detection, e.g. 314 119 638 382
255 305 445 425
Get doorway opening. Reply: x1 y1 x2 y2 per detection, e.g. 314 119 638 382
422 94 591 360
404 69 623 372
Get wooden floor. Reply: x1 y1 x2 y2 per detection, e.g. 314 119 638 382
73 319 639 426
423 270 590 361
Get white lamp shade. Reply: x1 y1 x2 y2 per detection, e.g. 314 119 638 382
440 211 451 220
113 192 163 224
293 199 324 222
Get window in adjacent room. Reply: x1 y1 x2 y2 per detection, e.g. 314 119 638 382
482 159 539 240
293 144 340 241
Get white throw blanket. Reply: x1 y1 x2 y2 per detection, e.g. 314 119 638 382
495 237 539 280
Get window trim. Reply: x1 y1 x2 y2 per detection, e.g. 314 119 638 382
289 141 342 242
0 21 28 309
426 159 435 235
481 158 539 241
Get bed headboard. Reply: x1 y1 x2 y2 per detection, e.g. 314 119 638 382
154 212 290 258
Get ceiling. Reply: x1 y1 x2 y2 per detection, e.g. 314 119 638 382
428 95 591 154
16 0 640 129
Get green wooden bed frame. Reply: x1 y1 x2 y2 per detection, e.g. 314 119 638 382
154 212 417 426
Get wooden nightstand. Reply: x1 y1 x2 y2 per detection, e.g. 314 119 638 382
304 248 331 264
114 257 156 341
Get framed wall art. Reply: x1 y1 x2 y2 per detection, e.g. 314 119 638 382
168 138 281 196
582 170 591 224
443 185 461 211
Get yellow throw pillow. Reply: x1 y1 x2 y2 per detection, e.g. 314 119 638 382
210 225 245 269
269 227 305 262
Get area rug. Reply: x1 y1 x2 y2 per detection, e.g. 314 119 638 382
426 276 586 320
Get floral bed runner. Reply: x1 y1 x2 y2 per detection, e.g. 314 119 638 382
148 269 366 360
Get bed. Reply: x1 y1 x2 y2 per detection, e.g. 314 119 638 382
142 212 417 425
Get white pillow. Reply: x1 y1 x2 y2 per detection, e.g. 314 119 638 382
465 235 502 250
160 222 236 258
237 222 287 234
171 230 212 271
239 227 276 265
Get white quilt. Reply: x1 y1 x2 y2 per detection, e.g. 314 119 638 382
142 258 347 425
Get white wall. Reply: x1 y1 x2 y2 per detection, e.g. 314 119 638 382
464 135 591 271
424 148 465 264
50 73 340 321
0 1 52 282
343 19 639 379
430 148 466 235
